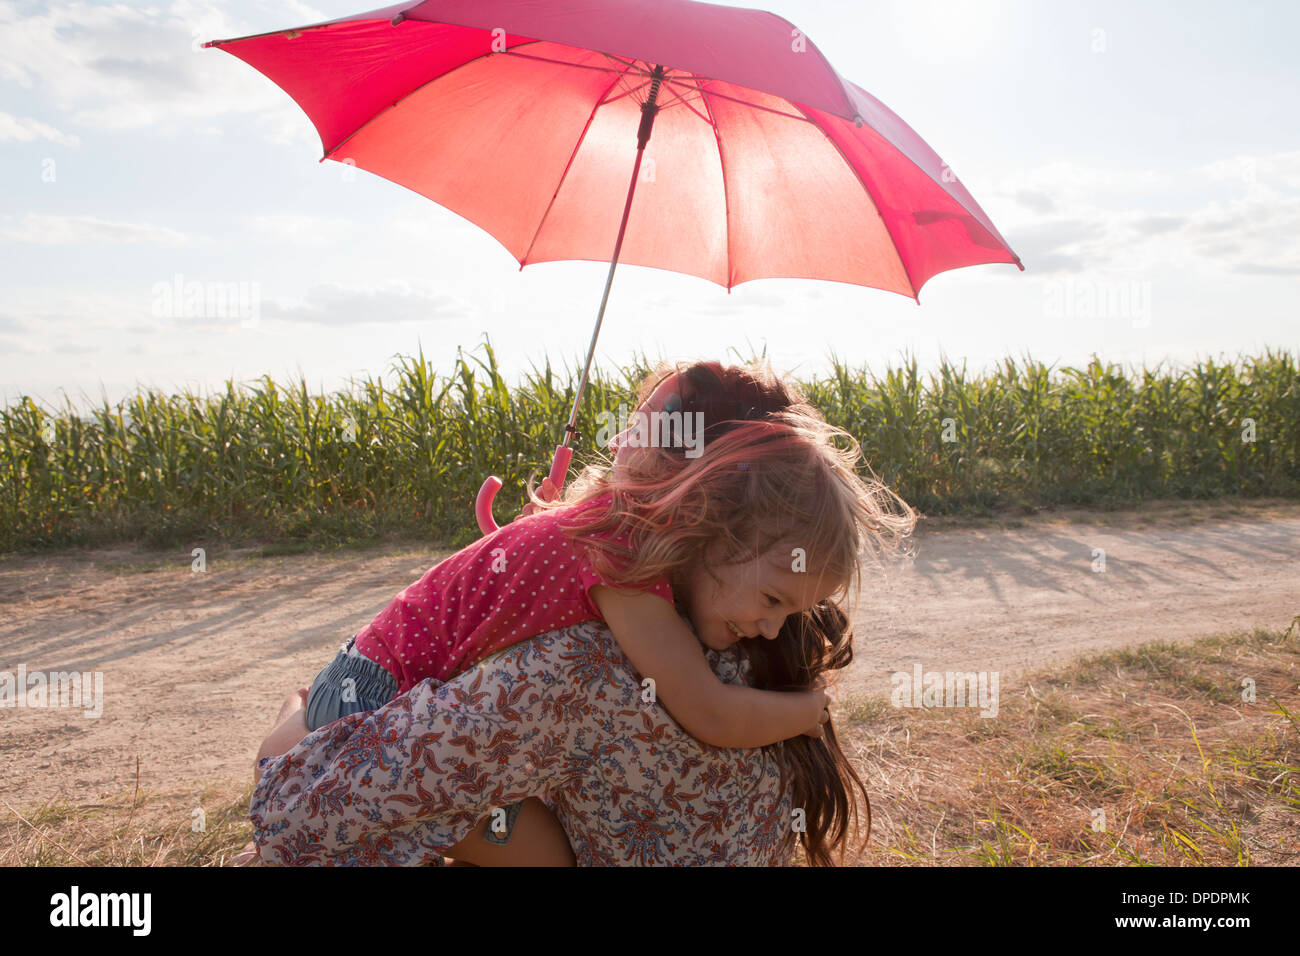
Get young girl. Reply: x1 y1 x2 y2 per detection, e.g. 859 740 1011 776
297 358 915 865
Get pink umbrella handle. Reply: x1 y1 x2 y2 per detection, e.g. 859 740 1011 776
475 444 576 536
547 443 574 494
475 475 503 535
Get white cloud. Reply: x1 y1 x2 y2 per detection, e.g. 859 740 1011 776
0 111 81 146
0 1 318 139
0 288 164 358
387 216 452 242
0 312 28 334
888 0 1013 66
267 280 474 326
983 152 1300 278
0 213 192 245
278 0 330 24
243 213 355 246
1197 152 1300 191
683 290 791 315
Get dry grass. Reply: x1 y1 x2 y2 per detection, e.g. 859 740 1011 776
0 777 253 867
4 619 1297 866
834 616 1300 866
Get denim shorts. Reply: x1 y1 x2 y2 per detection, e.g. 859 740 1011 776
305 634 400 732
304 635 522 846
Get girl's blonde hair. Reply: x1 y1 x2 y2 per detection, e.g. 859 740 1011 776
527 358 916 614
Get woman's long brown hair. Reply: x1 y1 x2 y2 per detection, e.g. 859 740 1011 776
742 600 870 867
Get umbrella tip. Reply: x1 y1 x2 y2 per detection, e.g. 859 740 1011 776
853 114 864 128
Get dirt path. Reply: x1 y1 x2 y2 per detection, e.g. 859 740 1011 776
2 499 1297 812
844 502 1299 700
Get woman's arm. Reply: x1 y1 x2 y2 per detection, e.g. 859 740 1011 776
251 620 794 866
591 586 829 748
249 650 575 866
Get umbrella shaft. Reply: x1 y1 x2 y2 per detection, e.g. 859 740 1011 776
562 65 666 452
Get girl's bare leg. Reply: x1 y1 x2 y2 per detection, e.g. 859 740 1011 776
235 689 312 866
252 689 311 787
441 798 576 867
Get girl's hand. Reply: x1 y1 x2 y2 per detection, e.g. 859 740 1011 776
801 683 832 739
517 477 557 519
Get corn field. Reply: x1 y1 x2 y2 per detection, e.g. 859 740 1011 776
1 341 1296 553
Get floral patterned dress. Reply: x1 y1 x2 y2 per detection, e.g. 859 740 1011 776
250 618 797 866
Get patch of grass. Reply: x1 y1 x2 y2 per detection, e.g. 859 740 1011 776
846 619 1300 866
1014 740 1127 798
1 783 253 867
835 693 892 724
967 803 1042 866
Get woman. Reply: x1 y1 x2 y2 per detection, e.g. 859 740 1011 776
247 358 914 864
246 599 869 866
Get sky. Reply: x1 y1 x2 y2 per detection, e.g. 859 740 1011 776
1 0 1297 416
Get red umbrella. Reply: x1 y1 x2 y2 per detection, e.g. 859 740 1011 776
204 0 1023 533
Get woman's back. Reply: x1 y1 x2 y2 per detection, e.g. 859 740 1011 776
251 616 795 866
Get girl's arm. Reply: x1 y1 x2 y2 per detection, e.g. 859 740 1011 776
591 586 828 748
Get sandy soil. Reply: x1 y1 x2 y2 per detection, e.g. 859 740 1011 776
2 498 1297 813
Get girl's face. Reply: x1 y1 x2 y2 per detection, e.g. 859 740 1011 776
681 543 843 652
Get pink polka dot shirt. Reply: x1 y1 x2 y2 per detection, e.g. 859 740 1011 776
352 491 675 694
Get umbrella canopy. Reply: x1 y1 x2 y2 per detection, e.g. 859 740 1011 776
206 0 1023 533
204 0 1021 296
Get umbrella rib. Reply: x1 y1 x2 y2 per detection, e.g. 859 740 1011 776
511 48 802 124
322 43 641 161
653 79 712 125
600 52 639 69
598 51 647 76
787 101 919 300
599 86 643 108
501 48 646 81
518 66 631 268
693 79 734 291
600 73 708 124
690 86 814 124
604 70 653 107
321 39 551 157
